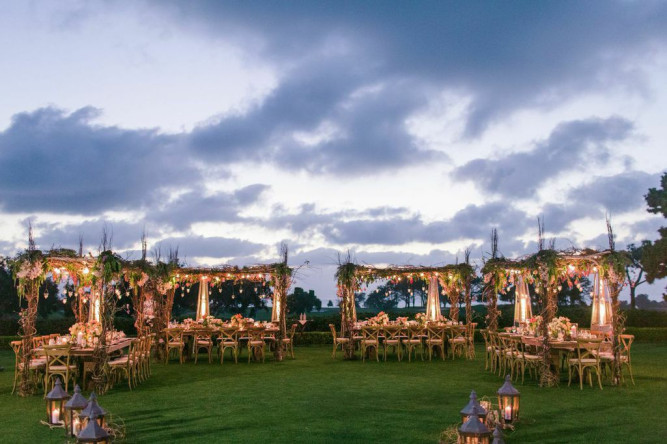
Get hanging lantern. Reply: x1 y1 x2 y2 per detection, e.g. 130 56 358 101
65 384 88 437
460 390 488 425
45 377 70 427
76 412 109 443
78 393 107 429
458 405 492 443
497 375 520 425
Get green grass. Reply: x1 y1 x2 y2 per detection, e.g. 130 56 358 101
0 344 666 443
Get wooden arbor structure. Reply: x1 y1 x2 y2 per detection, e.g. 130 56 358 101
335 261 475 360
166 261 292 359
481 248 629 387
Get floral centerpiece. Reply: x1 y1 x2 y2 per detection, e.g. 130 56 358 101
396 316 409 326
368 311 389 326
548 316 572 340
230 313 245 328
69 321 103 347
201 315 223 328
525 316 542 336
415 312 427 326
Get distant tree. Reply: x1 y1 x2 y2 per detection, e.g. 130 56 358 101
287 287 322 314
37 279 62 317
641 173 667 291
0 259 19 315
364 290 398 311
355 292 366 308
625 243 648 309
556 276 592 306
327 300 333 307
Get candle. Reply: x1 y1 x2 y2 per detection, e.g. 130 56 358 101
52 407 60 424
504 405 512 421
73 417 81 435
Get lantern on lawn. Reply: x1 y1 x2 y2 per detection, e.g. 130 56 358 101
497 375 520 425
460 390 488 425
45 377 70 426
458 405 492 444
491 424 505 444
65 384 88 437
79 392 107 429
76 412 109 443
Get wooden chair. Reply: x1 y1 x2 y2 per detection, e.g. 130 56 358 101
43 344 77 395
109 339 138 391
426 326 446 361
193 328 214 364
497 333 516 379
329 324 350 359
402 326 424 362
568 338 603 390
513 337 540 384
465 323 477 359
11 340 46 395
448 325 467 360
164 328 185 364
598 334 635 385
281 324 298 359
382 325 403 361
480 330 492 370
218 327 239 364
247 327 266 363
361 326 380 362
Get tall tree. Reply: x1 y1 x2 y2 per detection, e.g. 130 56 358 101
625 243 647 309
641 173 667 291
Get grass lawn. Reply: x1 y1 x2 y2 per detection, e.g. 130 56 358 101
0 344 666 443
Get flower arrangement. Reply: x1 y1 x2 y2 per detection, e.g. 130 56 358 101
368 311 389 326
548 316 571 340
69 321 103 347
202 315 222 327
396 316 409 326
415 312 427 326
16 260 44 280
526 316 542 336
156 280 174 295
230 313 245 327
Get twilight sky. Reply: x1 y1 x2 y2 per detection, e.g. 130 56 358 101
1 1 666 303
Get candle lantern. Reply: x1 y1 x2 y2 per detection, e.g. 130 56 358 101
65 384 88 437
491 424 505 444
45 377 70 427
460 390 488 425
79 392 108 429
497 375 520 425
76 412 109 443
458 405 492 444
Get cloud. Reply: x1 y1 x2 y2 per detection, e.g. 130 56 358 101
149 184 269 230
0 107 189 214
156 235 264 261
152 1 667 136
319 202 531 246
452 117 634 198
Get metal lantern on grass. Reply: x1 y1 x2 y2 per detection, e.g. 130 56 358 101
76 412 109 443
491 424 505 444
458 405 492 444
460 390 488 425
79 392 107 429
65 384 88 437
497 375 520 425
45 377 70 427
